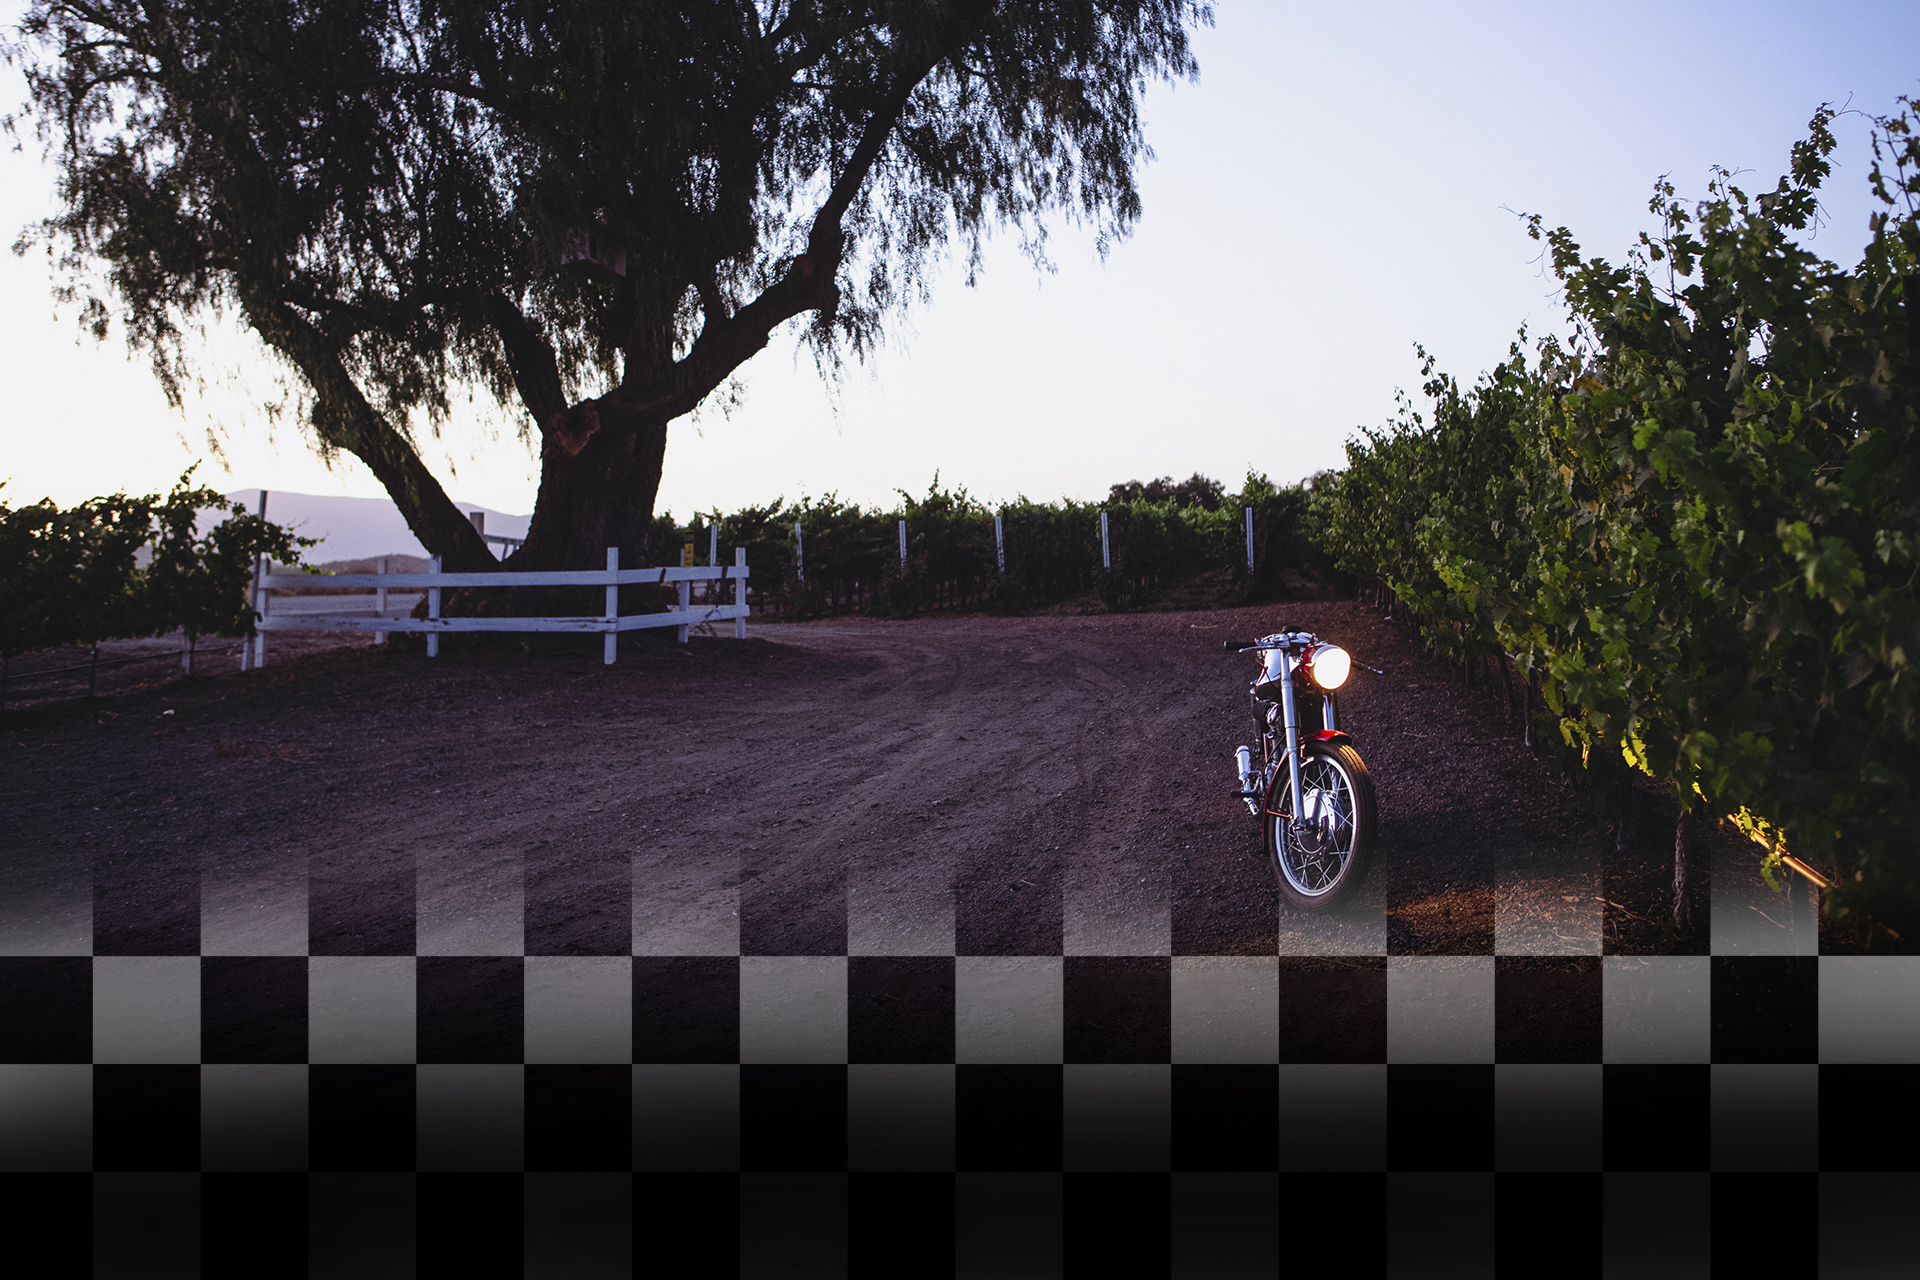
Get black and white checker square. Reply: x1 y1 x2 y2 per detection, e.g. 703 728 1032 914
6 816 1920 1276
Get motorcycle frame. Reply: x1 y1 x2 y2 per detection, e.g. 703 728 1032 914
1252 635 1352 823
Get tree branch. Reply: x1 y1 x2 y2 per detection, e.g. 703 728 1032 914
806 52 940 264
486 293 569 430
369 70 512 114
613 28 971 421
237 281 495 569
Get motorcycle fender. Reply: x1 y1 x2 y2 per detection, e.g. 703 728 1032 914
1264 732 1352 818
1263 733 1355 818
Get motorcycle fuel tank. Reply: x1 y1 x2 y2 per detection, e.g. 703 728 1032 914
1252 648 1291 702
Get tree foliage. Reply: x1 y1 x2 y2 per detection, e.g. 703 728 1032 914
15 0 1211 571
1108 473 1225 509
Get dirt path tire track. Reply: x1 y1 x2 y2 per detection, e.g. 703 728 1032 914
5 598 1839 960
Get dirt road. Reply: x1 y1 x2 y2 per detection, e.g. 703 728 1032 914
4 597 1838 959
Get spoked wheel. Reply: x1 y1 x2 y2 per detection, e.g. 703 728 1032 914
1264 739 1378 912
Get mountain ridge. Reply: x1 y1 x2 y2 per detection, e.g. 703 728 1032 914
218 489 530 562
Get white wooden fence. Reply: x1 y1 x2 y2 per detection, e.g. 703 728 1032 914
252 547 750 666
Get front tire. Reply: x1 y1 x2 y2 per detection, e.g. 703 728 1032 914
1264 740 1378 912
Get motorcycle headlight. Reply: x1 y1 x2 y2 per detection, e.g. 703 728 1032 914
1301 644 1351 692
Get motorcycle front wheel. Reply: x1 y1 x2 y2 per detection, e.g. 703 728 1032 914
1264 739 1378 912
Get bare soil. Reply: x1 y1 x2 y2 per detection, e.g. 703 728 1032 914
0 597 1851 955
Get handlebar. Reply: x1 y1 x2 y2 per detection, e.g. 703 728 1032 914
1223 627 1295 651
1222 633 1384 673
1224 631 1298 652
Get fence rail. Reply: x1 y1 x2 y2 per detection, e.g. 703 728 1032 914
253 547 750 665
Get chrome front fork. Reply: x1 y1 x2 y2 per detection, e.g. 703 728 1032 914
1276 654 1303 825
1234 646 1307 819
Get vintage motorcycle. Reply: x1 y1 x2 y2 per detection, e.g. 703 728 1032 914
1225 630 1378 912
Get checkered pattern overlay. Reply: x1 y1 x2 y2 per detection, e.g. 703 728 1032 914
3 840 1917 1279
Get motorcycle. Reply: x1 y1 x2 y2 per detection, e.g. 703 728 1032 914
1225 630 1378 912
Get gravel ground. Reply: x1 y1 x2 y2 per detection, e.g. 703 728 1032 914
0 597 1848 955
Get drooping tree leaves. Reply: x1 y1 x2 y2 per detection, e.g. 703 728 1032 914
15 1 1211 571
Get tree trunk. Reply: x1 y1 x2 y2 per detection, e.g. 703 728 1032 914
1905 272 1919 371
1673 807 1694 930
410 398 679 630
1522 673 1534 750
514 403 669 573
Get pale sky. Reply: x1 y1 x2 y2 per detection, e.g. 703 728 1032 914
1 2 1915 519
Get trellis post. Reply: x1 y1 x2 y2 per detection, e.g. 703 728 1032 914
1100 511 1111 569
1245 506 1255 575
994 515 1005 573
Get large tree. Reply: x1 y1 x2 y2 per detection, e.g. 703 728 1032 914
16 1 1208 571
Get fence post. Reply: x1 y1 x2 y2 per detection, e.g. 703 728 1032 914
898 519 907 567
794 521 805 583
374 557 389 646
705 525 718 610
1245 506 1255 576
247 489 268 671
994 515 1005 574
735 546 748 640
676 544 690 645
427 555 442 658
254 577 269 669
1100 511 1111 569
607 547 622 663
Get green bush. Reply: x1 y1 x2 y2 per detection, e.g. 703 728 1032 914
0 489 152 663
669 469 1342 621
0 468 313 676
1308 103 1920 947
145 474 316 654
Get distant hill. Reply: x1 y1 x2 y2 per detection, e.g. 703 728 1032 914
220 490 530 563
